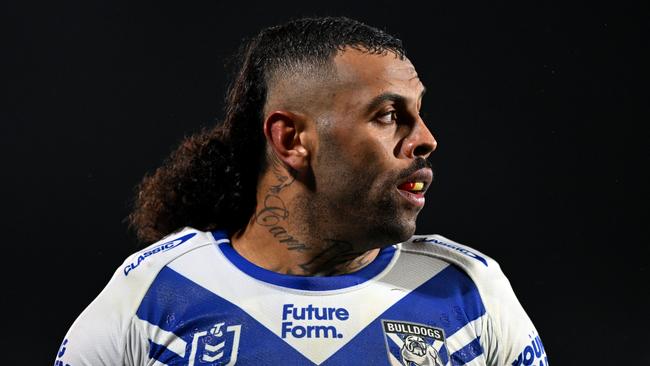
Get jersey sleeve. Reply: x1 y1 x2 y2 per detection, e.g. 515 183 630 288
406 235 549 366
53 254 152 366
473 252 548 366
53 228 213 366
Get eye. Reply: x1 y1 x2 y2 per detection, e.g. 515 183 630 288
376 110 397 124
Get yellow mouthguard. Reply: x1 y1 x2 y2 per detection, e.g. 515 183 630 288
413 182 424 191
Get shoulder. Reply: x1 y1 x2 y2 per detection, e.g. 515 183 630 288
399 234 498 277
82 227 217 318
111 227 218 314
105 227 218 323
398 234 511 315
108 227 217 327
399 234 547 365
121 227 217 279
56 228 218 366
399 234 515 307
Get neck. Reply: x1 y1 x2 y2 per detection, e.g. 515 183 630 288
230 163 379 276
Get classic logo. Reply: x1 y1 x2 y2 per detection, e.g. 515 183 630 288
188 322 242 366
382 320 448 366
412 237 488 266
124 232 196 276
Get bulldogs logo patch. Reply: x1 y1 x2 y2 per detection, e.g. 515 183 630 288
381 320 448 366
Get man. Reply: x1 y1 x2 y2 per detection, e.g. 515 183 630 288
56 17 547 366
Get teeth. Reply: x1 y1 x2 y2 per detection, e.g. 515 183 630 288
412 182 424 191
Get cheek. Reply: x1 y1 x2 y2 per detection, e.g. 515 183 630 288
315 124 397 192
340 130 396 166
349 145 398 198
315 147 376 198
357 139 397 175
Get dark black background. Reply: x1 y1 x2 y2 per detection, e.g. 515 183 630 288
5 1 648 364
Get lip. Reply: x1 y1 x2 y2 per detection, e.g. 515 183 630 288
396 168 433 207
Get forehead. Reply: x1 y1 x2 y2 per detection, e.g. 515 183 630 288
331 49 423 99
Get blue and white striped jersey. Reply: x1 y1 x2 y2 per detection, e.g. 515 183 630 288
55 228 548 366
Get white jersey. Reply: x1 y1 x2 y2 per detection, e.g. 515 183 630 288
55 228 547 366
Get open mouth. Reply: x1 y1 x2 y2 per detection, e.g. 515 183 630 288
397 181 425 194
395 168 432 207
396 181 427 207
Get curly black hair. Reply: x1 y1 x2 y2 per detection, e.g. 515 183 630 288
128 16 406 243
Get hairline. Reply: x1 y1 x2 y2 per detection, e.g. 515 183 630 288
264 46 405 112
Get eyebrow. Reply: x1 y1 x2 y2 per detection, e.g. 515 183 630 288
364 87 427 115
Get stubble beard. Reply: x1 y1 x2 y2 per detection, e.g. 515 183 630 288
300 165 418 251
304 133 421 250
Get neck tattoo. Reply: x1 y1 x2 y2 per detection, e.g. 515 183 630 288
252 162 374 276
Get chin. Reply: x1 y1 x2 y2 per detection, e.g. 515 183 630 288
394 221 417 242
368 217 417 246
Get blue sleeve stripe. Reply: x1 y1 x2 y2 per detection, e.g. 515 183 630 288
450 337 483 365
148 339 185 365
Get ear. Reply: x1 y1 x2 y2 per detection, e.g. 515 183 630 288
263 110 312 172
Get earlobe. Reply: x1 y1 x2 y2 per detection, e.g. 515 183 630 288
263 111 311 171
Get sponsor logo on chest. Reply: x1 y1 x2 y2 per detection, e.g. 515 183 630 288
281 304 349 339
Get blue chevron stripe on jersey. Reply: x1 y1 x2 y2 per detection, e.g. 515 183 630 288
137 266 314 365
321 264 485 365
136 260 485 365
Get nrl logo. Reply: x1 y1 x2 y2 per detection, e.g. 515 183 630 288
188 322 242 366
381 320 449 366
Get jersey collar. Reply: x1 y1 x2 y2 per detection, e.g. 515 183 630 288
211 230 397 291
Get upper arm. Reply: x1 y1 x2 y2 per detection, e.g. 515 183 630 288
477 260 549 366
54 270 146 366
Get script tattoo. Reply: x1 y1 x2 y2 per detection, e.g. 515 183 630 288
255 163 311 252
255 160 373 275
269 162 295 194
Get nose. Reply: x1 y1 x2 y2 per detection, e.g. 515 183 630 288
402 117 437 159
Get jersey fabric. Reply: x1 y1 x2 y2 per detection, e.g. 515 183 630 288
55 228 548 366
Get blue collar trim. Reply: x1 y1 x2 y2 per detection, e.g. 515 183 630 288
211 230 396 291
